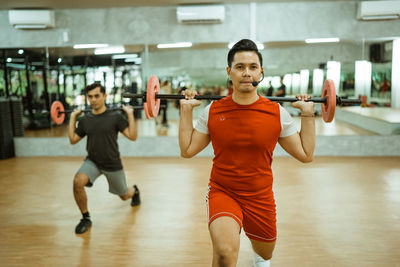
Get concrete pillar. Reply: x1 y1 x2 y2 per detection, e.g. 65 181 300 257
326 61 341 93
300 69 309 94
392 39 400 108
355 60 372 103
141 44 149 92
313 69 324 96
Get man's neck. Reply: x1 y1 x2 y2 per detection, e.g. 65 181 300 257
232 91 259 105
92 105 107 115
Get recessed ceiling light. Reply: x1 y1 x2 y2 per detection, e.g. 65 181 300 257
73 44 109 49
157 42 192 48
94 46 125 55
305 38 340 44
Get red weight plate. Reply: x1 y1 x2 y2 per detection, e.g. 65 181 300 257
321 79 336 123
143 102 151 119
50 101 65 125
146 76 161 118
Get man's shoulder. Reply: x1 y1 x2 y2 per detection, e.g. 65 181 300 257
211 95 232 107
104 109 124 118
78 114 90 123
258 96 281 110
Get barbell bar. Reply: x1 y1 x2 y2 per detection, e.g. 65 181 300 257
49 101 165 125
122 92 362 104
122 76 362 123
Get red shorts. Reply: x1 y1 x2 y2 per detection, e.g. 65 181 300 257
206 182 277 242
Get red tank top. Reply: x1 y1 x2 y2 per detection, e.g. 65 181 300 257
208 95 281 197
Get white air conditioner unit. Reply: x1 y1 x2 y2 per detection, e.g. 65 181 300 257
9 9 55 29
357 1 400 21
177 5 225 24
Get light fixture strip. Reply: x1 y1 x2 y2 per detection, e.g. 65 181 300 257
73 44 109 49
94 46 125 55
157 42 192 49
305 38 340 44
362 15 399 20
112 54 138 59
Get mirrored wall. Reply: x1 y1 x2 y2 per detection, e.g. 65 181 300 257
0 40 394 136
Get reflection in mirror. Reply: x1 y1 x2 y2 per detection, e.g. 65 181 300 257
0 41 395 138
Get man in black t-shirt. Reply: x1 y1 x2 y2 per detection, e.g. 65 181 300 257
274 76 286 97
266 81 274 96
274 76 286 106
69 83 140 234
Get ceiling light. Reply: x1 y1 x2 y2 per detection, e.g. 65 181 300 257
73 44 109 49
15 24 47 29
125 58 142 64
7 58 12 62
157 42 192 48
18 49 24 54
362 15 399 20
112 54 138 59
94 46 125 55
57 58 62 63
9 58 24 63
305 38 340 43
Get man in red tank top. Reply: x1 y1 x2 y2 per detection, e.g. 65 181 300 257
179 39 316 267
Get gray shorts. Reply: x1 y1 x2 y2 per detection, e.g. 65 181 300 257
76 159 128 196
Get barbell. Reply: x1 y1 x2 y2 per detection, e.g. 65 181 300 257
122 76 362 123
49 101 164 125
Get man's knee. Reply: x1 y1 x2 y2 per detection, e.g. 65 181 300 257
253 247 273 261
214 243 239 265
119 193 129 201
74 173 89 189
251 240 275 262
257 252 272 261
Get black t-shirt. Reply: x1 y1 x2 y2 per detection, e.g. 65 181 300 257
276 84 286 97
75 109 128 171
266 86 273 96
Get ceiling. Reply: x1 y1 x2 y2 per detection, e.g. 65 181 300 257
0 0 359 10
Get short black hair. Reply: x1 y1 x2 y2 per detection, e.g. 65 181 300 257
227 39 263 68
85 82 106 94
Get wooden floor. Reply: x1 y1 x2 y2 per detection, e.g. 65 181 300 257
0 157 399 266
